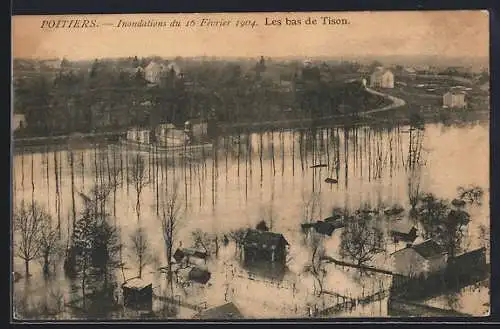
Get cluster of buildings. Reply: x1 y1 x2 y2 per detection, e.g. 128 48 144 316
366 65 468 109
125 118 212 147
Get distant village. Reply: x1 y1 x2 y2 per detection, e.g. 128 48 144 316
12 56 489 137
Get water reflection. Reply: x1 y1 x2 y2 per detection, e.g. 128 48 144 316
12 122 489 319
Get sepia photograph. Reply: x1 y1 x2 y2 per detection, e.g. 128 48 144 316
11 10 490 320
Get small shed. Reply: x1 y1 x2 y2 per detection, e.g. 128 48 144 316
194 302 244 320
314 221 336 236
323 216 345 229
173 248 208 264
122 278 153 309
188 267 211 284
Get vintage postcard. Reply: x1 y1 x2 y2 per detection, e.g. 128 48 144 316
11 11 490 320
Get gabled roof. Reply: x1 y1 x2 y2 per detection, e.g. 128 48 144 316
371 69 393 79
173 248 207 263
122 277 152 290
195 302 243 319
145 61 165 71
412 239 445 259
391 239 445 259
243 229 289 247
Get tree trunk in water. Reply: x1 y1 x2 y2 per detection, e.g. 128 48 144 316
43 255 50 276
25 260 30 277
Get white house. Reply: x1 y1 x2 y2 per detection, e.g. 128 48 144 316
144 61 166 84
370 68 394 89
155 123 186 146
126 128 151 144
391 239 448 277
443 91 467 108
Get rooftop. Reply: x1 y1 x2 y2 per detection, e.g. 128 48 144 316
243 229 289 248
412 239 445 259
194 302 244 320
122 277 152 290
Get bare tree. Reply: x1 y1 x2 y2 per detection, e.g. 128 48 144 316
302 191 321 223
128 225 153 278
13 200 51 277
308 231 326 296
192 229 219 257
339 216 384 267
457 185 485 205
228 228 247 256
404 128 426 210
478 224 490 250
158 180 183 282
39 221 61 277
128 154 150 222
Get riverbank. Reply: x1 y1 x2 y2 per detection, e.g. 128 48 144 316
12 88 488 151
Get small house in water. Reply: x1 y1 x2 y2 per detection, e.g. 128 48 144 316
391 239 448 278
176 266 211 285
370 68 394 89
126 128 151 144
188 267 211 284
193 302 243 320
443 90 467 108
242 229 289 265
173 248 208 266
155 123 187 146
122 278 153 310
390 221 418 243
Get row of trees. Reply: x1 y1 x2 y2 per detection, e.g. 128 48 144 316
14 58 385 137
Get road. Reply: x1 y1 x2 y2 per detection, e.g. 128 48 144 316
361 87 407 116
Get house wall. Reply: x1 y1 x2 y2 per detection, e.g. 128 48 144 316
392 249 426 277
127 129 150 144
145 64 163 84
242 245 286 264
370 71 394 88
443 93 466 108
382 72 394 88
192 122 208 140
426 254 448 273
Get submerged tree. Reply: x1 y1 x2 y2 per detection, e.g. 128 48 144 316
158 181 183 282
13 201 52 277
192 229 219 257
128 154 150 222
39 221 61 277
228 228 247 255
339 216 384 267
128 225 153 278
403 127 426 210
415 193 471 257
66 185 121 309
457 186 484 206
307 231 327 296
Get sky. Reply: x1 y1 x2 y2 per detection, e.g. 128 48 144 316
12 11 489 61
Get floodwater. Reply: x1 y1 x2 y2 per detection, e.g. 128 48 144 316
11 122 490 319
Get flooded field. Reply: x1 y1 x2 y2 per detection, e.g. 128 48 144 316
11 122 490 319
